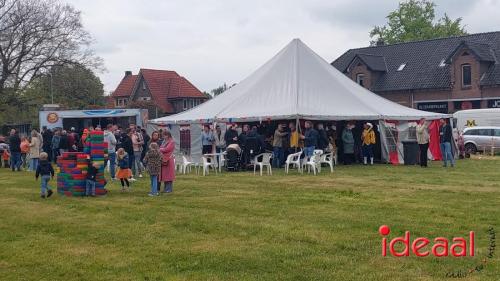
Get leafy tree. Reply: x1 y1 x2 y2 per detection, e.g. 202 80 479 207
1 64 105 125
210 83 236 97
211 83 228 97
22 64 105 109
0 0 103 102
370 0 467 45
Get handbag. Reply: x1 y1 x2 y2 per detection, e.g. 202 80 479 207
162 157 169 165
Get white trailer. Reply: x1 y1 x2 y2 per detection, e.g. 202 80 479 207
453 108 500 132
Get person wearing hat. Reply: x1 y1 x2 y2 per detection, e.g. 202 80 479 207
361 122 376 165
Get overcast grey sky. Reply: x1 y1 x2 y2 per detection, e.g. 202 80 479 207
65 0 500 94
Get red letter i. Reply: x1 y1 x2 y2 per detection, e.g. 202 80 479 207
470 231 475 256
379 225 391 257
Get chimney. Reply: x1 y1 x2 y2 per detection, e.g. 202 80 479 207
124 70 132 77
376 38 386 46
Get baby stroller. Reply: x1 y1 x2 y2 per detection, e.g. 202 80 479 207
225 144 241 171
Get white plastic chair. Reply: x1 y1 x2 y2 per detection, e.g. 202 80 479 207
320 152 334 173
253 153 273 176
304 151 322 175
218 152 227 173
182 155 199 174
174 154 182 173
202 155 218 176
314 149 324 156
285 151 302 174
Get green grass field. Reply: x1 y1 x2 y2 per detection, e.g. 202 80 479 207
0 158 499 281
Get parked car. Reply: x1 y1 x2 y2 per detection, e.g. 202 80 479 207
462 126 500 154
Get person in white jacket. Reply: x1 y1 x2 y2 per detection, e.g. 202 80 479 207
416 118 430 168
104 124 117 179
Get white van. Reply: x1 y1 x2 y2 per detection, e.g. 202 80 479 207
453 108 500 132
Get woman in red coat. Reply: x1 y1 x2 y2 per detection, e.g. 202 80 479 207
159 131 176 193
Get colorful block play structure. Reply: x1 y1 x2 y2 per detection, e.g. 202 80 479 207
56 130 108 196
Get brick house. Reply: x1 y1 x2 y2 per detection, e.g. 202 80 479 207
110 69 209 119
331 32 500 113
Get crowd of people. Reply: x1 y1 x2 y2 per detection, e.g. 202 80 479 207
198 120 379 168
0 117 456 198
0 124 176 198
199 118 456 169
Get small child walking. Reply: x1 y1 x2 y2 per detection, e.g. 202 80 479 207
85 159 99 197
35 152 54 199
142 143 162 196
116 148 131 192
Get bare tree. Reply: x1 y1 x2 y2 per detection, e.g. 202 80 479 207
0 0 102 100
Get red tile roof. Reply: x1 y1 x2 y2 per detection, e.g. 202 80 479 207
112 74 138 97
105 96 115 108
111 69 206 114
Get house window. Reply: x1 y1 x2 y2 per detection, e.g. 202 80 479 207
142 81 146 90
141 97 150 101
462 64 472 87
116 98 127 107
183 99 188 110
356 74 365 87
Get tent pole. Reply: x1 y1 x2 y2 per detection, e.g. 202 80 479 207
296 116 300 134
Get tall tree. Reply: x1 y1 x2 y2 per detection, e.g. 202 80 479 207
370 0 467 45
22 64 105 110
210 83 228 97
0 0 102 102
210 83 236 97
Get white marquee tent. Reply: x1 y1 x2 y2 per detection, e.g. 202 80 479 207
150 38 446 125
149 39 449 164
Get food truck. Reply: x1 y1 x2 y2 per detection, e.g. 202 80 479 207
39 108 149 131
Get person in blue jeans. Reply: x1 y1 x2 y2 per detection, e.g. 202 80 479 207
104 124 117 180
301 121 319 158
439 118 455 167
35 152 54 199
272 124 288 168
142 143 162 196
85 159 99 197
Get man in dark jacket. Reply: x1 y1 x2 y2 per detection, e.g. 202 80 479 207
58 130 70 154
317 123 329 152
301 121 319 158
224 124 239 145
121 129 135 179
8 129 21 171
41 126 53 161
439 118 455 167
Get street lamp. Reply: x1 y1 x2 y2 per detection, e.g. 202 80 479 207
48 72 53 104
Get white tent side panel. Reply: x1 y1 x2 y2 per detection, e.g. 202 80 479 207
190 124 202 163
